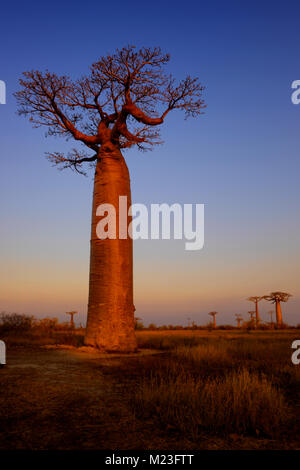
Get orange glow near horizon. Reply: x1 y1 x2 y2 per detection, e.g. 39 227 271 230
0 241 299 325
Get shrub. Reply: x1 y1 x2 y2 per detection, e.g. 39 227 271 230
35 317 59 333
0 312 34 335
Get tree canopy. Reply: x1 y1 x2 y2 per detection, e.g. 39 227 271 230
247 296 263 303
15 46 206 174
264 292 292 303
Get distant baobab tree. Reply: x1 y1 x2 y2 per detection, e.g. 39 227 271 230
247 296 263 326
15 46 205 352
66 311 78 328
248 311 256 328
208 312 218 328
235 314 243 328
263 292 292 327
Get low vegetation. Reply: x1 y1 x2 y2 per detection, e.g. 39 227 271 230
0 312 84 347
0 314 299 449
132 332 298 440
133 368 287 438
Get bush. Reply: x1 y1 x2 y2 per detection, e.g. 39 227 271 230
0 312 34 335
34 317 59 333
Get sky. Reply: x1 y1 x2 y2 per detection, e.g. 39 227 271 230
0 0 299 326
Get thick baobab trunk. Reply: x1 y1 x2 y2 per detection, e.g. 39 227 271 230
84 148 137 352
275 300 283 327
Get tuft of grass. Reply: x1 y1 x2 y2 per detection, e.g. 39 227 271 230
132 368 289 438
174 342 231 368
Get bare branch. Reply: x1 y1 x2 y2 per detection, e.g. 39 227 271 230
15 46 205 173
46 149 97 176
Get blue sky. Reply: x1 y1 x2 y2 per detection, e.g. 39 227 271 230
0 0 299 326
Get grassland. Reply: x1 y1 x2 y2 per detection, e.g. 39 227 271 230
0 327 299 449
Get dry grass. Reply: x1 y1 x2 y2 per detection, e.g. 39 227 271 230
0 326 299 449
131 330 299 442
174 342 232 368
133 368 288 438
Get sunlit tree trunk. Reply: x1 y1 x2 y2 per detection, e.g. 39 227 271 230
275 300 283 327
84 148 137 352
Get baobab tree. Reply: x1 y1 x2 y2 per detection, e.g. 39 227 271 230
66 311 78 328
247 296 263 326
15 46 205 352
208 312 218 328
235 314 243 328
248 311 256 328
263 292 292 327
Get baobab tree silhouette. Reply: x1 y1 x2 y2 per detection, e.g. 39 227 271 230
208 312 218 328
235 314 243 328
66 311 78 328
248 311 256 328
247 296 263 326
263 292 292 327
15 46 205 352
